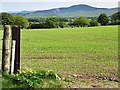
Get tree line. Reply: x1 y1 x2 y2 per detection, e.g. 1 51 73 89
0 12 120 29
0 13 29 29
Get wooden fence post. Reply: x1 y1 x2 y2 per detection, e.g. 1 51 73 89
2 25 11 73
12 26 20 73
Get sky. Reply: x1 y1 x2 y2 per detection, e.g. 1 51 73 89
0 0 119 12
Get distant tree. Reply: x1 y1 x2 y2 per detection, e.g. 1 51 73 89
59 22 68 28
27 17 46 22
90 20 99 27
29 22 47 29
111 12 120 25
14 16 29 28
46 20 57 28
0 13 14 26
98 13 110 25
60 18 69 22
74 16 89 27
68 22 76 28
45 17 60 28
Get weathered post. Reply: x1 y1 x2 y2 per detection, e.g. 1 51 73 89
12 26 20 73
2 25 11 73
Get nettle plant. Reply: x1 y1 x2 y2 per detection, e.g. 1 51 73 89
11 69 62 88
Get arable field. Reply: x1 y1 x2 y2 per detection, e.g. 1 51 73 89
20 25 118 88
0 25 119 88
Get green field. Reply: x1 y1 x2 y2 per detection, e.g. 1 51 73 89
0 25 119 88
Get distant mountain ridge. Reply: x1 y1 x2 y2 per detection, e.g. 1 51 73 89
10 4 119 18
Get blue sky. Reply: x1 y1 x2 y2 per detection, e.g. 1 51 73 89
0 0 119 12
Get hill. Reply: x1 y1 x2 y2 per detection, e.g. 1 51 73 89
10 4 118 18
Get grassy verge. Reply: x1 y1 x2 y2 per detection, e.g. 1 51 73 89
2 69 62 88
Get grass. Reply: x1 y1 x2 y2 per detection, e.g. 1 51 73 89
0 25 119 88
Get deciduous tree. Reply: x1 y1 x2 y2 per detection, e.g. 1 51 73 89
74 16 89 27
1 13 14 26
98 13 110 25
14 16 29 28
111 12 120 25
